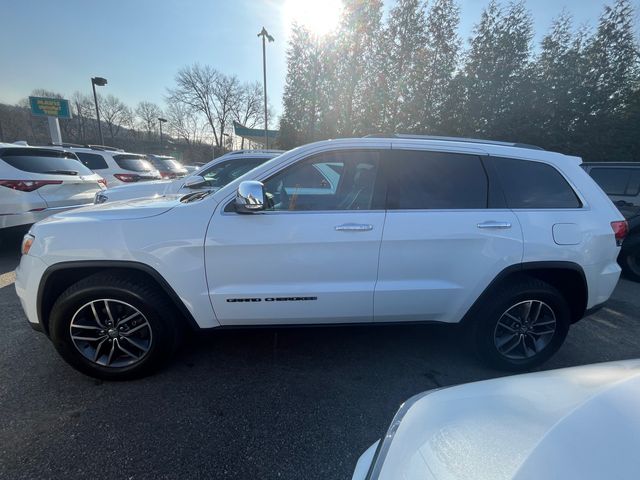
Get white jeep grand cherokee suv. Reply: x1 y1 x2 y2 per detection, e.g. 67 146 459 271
15 136 626 380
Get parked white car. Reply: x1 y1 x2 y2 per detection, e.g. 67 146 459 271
0 144 105 231
64 145 161 187
146 154 188 179
94 149 283 204
353 359 640 480
16 136 624 379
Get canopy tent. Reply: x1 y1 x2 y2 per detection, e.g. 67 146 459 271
233 121 278 147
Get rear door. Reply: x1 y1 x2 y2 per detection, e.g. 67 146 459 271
374 146 523 324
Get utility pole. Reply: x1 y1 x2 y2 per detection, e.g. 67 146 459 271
257 27 274 149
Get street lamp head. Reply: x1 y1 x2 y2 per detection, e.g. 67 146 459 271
91 77 108 87
158 117 167 123
258 27 274 42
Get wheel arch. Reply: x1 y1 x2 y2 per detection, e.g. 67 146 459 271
37 261 199 335
462 261 589 325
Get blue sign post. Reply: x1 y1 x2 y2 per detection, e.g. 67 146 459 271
28 96 72 144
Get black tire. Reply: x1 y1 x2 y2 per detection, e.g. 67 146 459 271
49 271 182 380
469 277 570 371
619 247 640 283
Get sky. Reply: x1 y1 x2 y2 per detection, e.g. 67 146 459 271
0 0 633 120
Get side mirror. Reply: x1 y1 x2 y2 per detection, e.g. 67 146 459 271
236 180 265 213
183 175 208 189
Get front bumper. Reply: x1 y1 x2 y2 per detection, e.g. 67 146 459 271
15 253 49 333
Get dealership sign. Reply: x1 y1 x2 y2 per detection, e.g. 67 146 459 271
29 96 72 119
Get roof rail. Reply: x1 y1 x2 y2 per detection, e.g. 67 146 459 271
227 149 285 155
48 142 85 148
84 144 124 152
363 133 544 151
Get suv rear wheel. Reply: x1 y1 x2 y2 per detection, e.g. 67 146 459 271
471 278 570 371
49 272 181 380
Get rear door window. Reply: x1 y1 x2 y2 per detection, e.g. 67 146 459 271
75 152 109 170
0 148 94 176
589 167 640 196
386 150 488 209
113 155 155 172
491 157 582 208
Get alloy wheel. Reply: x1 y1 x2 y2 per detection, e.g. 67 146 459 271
69 299 153 368
493 300 556 360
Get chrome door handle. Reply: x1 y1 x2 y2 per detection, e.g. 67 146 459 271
477 221 512 229
335 223 373 232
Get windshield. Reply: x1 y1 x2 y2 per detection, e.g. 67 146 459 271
200 157 267 188
150 157 186 172
113 154 156 172
0 148 94 176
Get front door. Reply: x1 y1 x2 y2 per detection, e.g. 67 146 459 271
205 148 387 326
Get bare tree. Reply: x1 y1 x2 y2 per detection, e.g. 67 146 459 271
232 82 265 148
166 98 207 145
136 101 162 139
99 94 132 141
168 64 242 148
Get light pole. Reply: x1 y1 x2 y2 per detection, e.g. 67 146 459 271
158 117 167 148
91 77 107 145
257 27 274 149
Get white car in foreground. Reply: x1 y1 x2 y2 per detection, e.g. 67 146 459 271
16 136 624 379
0 144 105 231
94 149 284 204
353 359 640 480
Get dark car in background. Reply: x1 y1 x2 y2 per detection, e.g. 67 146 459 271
584 162 640 281
146 154 188 179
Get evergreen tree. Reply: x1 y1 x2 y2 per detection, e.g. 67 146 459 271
279 24 323 148
332 0 385 136
382 0 429 133
460 1 533 140
578 0 639 160
420 0 461 133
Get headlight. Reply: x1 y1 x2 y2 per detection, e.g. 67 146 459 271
94 192 108 204
21 234 35 256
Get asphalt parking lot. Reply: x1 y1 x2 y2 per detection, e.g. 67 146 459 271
1 231 639 480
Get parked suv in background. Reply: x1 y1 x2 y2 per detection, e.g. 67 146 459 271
146 154 188 179
94 149 283 204
16 136 624 380
583 162 640 281
63 145 161 187
1 143 105 232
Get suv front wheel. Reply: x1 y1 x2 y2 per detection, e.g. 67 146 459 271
49 272 182 380
471 278 570 371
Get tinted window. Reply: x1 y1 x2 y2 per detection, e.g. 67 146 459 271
0 148 94 176
492 157 581 208
387 150 488 209
75 152 109 170
113 154 155 172
201 158 266 187
590 168 640 196
263 150 382 211
149 157 185 172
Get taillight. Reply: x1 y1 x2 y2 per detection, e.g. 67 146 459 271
114 173 140 183
611 220 628 246
160 172 175 179
97 178 107 188
0 180 63 192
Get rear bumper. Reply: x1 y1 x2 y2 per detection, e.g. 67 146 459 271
583 260 621 309
0 203 94 230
